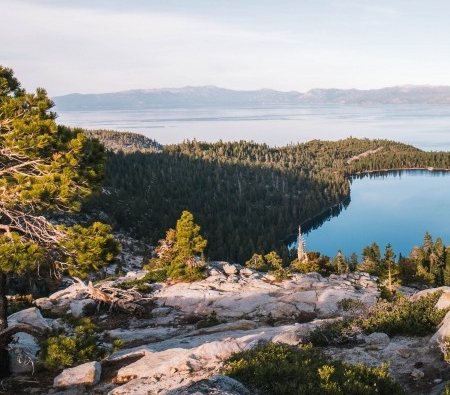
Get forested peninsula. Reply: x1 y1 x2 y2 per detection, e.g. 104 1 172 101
82 131 450 263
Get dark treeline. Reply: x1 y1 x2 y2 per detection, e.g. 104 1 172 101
82 135 450 263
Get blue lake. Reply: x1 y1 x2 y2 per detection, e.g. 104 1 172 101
300 170 450 259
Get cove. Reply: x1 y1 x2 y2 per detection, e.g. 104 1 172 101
296 170 450 259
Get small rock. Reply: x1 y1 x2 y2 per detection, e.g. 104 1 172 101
397 348 411 359
272 326 310 345
411 368 425 381
70 299 97 318
263 274 276 282
7 307 52 374
53 361 101 388
240 268 254 276
223 263 239 275
436 292 450 310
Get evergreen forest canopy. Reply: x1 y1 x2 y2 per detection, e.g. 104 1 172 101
83 131 450 264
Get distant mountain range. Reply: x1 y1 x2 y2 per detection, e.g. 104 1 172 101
52 85 450 110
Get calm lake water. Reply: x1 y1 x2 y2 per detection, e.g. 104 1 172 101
301 170 450 259
56 105 450 257
56 104 450 151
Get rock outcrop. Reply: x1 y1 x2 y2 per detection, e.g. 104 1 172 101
7 307 52 374
153 263 379 323
8 263 450 394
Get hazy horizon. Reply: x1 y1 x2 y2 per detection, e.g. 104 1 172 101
53 84 450 97
3 0 450 97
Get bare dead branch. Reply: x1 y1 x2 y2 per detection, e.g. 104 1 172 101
0 323 46 347
73 277 146 315
0 203 65 246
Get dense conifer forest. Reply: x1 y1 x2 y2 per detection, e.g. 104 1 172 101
82 131 450 263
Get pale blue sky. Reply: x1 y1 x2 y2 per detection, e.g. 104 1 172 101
2 0 450 95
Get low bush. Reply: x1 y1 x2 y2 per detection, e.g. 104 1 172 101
445 381 450 395
40 318 122 370
310 291 447 346
117 270 167 292
221 342 406 395
196 311 226 329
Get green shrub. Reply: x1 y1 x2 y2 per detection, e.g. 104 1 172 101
445 381 450 395
117 270 167 292
308 318 361 347
40 318 121 370
269 267 292 282
221 343 406 395
337 297 367 313
359 292 447 336
196 311 226 329
166 260 206 282
310 291 447 346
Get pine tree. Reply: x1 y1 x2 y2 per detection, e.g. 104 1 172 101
147 211 207 281
0 66 117 361
380 243 399 294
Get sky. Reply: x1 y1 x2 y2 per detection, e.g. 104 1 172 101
2 0 450 96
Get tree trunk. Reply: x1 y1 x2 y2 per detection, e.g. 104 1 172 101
0 271 8 377
0 271 7 331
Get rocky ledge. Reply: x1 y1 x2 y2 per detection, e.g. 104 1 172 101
6 263 450 395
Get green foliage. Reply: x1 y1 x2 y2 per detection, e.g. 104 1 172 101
117 271 163 292
0 70 105 213
309 292 447 346
172 211 207 261
359 292 447 336
40 318 119 370
245 253 268 271
336 297 367 313
291 252 335 276
166 260 206 282
221 342 406 395
308 318 361 347
445 381 450 395
0 65 113 331
401 232 449 287
146 211 207 281
245 251 291 280
59 222 120 278
195 311 225 329
0 233 46 273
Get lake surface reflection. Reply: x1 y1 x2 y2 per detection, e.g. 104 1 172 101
56 104 450 151
301 170 450 259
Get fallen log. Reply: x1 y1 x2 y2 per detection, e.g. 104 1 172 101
72 278 146 315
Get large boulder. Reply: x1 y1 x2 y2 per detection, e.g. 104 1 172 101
7 307 52 374
35 283 86 315
428 309 450 350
